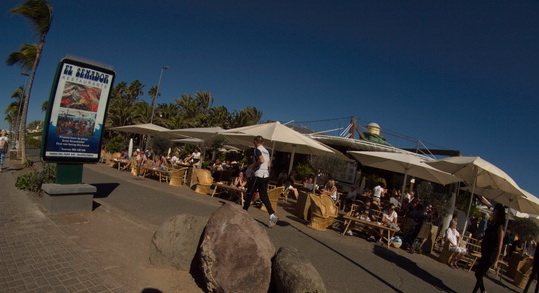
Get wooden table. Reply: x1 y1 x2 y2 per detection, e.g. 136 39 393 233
112 158 130 170
142 167 170 182
341 215 399 248
211 182 246 206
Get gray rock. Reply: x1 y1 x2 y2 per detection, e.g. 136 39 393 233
199 203 275 293
149 214 208 270
273 246 326 293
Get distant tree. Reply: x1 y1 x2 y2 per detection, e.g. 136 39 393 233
8 0 53 162
6 87 24 142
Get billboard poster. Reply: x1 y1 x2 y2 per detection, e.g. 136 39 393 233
42 57 115 162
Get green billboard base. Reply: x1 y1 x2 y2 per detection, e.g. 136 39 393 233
56 163 83 184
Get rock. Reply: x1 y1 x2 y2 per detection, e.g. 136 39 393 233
273 246 326 293
149 214 208 270
199 203 275 293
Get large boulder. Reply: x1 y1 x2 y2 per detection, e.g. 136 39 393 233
199 203 275 293
273 247 326 293
149 214 208 270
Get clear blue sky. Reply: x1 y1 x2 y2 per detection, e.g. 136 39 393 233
1 0 538 196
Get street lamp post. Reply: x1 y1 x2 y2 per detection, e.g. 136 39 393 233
150 66 169 124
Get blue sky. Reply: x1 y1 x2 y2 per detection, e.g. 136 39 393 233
1 0 538 196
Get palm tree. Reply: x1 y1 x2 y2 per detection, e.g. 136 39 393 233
8 87 24 143
230 106 263 127
207 106 231 128
8 0 53 162
4 101 20 138
41 100 48 112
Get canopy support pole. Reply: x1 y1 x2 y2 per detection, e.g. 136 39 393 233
462 177 477 234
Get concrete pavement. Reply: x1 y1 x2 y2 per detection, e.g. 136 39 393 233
0 151 524 292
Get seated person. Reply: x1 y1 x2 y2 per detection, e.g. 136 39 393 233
159 155 169 170
368 203 399 243
228 171 248 202
353 199 374 221
303 176 315 191
382 204 399 230
120 150 129 160
356 189 372 203
170 152 180 164
282 172 299 199
341 186 358 212
389 189 402 208
321 179 338 201
446 219 467 268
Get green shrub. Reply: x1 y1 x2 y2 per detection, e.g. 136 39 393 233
23 159 33 168
15 163 56 192
510 218 539 241
295 163 315 181
151 136 172 155
104 135 125 153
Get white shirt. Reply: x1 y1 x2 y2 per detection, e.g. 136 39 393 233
373 185 383 198
446 228 460 247
0 135 9 151
254 145 270 178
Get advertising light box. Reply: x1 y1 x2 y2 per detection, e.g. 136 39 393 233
42 57 115 163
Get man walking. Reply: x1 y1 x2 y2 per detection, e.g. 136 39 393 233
0 130 9 173
243 135 278 228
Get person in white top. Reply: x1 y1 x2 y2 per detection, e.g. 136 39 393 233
322 179 338 201
0 130 9 172
382 204 399 230
446 219 467 268
372 183 385 204
243 136 278 228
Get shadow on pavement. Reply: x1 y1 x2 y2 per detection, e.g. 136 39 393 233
91 183 119 198
287 223 404 292
484 274 519 293
373 245 457 293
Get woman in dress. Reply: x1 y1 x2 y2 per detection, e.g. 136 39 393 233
472 203 505 293
446 219 467 268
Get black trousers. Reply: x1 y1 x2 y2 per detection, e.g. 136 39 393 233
472 252 495 293
243 176 275 215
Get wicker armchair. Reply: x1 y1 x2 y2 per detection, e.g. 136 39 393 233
169 167 188 187
260 186 285 214
195 169 213 194
307 194 338 231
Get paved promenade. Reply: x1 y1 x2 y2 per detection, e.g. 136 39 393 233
0 151 524 292
0 165 126 292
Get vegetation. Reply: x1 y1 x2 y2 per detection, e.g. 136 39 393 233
15 163 56 192
294 163 315 181
309 154 347 181
151 136 172 156
7 0 53 163
104 84 263 141
510 218 539 241
103 135 126 153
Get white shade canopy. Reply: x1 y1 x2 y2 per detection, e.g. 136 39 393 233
110 123 170 136
425 156 521 195
164 127 225 141
461 185 539 215
426 156 536 231
348 151 460 186
221 121 336 156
